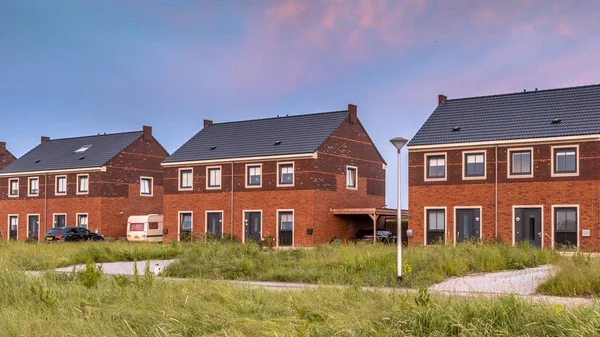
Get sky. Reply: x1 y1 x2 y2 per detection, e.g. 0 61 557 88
1 0 600 208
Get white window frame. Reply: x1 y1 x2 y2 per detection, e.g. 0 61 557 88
424 152 447 182
26 213 40 239
550 204 580 249
507 147 534 179
276 162 295 187
242 210 263 243
177 211 193 241
245 164 263 188
140 176 153 196
55 175 67 196
511 205 544 247
76 174 89 195
424 207 447 245
53 213 67 228
206 166 222 190
27 177 40 197
551 144 579 177
346 165 358 190
462 150 487 180
7 214 18 240
452 206 483 246
8 178 19 198
76 213 89 229
276 209 294 247
178 168 194 191
204 210 224 237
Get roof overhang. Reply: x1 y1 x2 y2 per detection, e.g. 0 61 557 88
407 134 600 151
162 152 318 167
0 166 106 177
331 208 407 218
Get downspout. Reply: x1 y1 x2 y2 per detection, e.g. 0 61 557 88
230 162 234 238
43 174 47 243
495 145 498 240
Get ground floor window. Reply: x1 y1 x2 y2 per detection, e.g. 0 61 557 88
77 214 88 229
179 212 193 241
426 209 445 244
278 211 293 247
54 214 66 228
28 215 39 240
206 212 223 238
554 207 577 249
8 215 18 240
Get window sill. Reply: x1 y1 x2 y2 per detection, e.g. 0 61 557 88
507 174 533 179
551 172 579 177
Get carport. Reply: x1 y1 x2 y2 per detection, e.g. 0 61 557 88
331 208 403 241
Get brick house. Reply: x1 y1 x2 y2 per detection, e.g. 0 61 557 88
408 84 600 251
162 105 388 246
0 142 16 170
0 127 168 241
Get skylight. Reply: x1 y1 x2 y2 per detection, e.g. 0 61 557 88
74 145 92 153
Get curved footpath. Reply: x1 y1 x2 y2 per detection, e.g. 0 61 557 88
30 261 595 307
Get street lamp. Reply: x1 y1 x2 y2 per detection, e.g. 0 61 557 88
390 137 408 281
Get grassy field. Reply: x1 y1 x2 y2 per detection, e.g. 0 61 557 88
538 253 600 297
1 264 599 336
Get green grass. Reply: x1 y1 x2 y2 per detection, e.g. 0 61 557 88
538 253 600 297
164 241 559 288
1 265 599 336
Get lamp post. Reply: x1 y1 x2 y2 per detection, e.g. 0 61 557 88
390 137 408 281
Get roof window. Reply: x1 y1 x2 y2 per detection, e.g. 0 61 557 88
273 141 282 146
34 159 41 163
452 126 461 132
551 119 562 124
210 146 217 150
74 145 92 153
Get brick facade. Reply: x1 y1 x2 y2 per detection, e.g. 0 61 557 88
163 117 386 246
0 131 168 241
409 139 600 251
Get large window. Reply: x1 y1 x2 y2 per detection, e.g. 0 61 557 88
140 177 153 196
77 174 89 194
554 207 577 248
426 209 445 244
554 147 577 175
179 169 193 190
8 215 18 240
8 178 18 197
56 176 67 195
464 152 485 178
509 150 532 176
28 177 39 196
179 212 193 241
346 166 357 189
426 155 446 179
247 165 262 187
207 167 221 189
278 211 294 247
278 163 294 186
77 214 88 229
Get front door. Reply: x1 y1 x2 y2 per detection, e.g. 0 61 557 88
54 215 66 228
515 208 542 247
244 212 261 242
206 212 223 238
455 208 480 243
28 215 39 241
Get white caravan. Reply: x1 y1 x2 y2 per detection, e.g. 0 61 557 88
126 214 164 242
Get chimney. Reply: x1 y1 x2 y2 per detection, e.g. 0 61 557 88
203 119 213 128
348 104 357 123
143 125 152 141
438 94 447 105
41 136 50 143
0 141 5 150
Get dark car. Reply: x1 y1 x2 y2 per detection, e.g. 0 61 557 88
354 228 397 243
45 226 104 242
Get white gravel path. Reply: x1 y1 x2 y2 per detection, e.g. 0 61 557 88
54 260 175 275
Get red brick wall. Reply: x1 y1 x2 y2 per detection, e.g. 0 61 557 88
409 140 600 251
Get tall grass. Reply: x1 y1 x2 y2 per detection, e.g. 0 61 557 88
1 265 598 336
165 241 559 287
538 253 600 297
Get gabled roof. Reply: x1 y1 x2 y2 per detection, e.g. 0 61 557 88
408 84 600 147
0 131 143 174
164 110 350 163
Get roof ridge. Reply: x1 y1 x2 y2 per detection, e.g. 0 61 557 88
209 109 349 126
43 130 142 142
446 83 600 103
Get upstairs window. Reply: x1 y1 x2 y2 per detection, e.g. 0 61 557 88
278 163 294 186
464 152 485 178
426 155 446 180
207 167 221 189
509 149 532 177
8 178 18 197
56 176 67 195
28 177 39 196
247 165 262 187
346 166 357 189
77 174 89 194
179 169 193 190
140 177 153 196
554 147 577 175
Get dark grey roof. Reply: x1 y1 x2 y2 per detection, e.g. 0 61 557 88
0 131 143 173
408 84 600 146
164 110 349 163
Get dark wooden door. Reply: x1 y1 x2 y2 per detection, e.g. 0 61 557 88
245 212 261 242
515 208 541 247
455 208 480 243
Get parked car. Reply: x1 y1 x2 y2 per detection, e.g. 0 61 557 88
353 228 397 243
44 227 104 242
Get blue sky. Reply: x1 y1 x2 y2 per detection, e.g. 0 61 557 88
1 0 599 208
